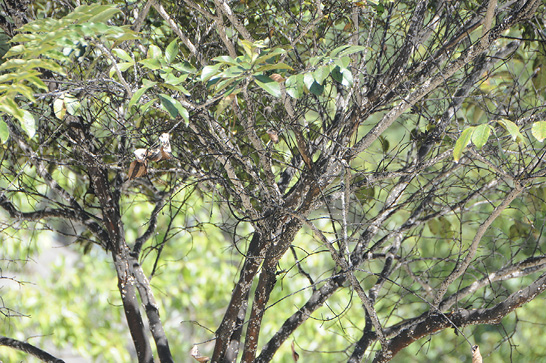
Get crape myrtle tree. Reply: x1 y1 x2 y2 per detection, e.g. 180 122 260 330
1 0 546 362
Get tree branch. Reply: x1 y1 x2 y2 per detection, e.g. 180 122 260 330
0 335 65 363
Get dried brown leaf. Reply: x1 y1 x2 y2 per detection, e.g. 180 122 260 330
128 160 147 180
267 129 279 144
190 345 210 363
471 345 482 363
270 73 285 83
291 341 299 362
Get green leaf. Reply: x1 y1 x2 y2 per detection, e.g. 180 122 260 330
171 61 197 73
139 58 161 70
201 63 223 82
165 39 179 64
64 94 81 116
313 65 331 85
254 47 286 64
286 74 304 99
453 126 475 162
0 117 9 143
341 68 354 87
334 56 351 69
330 44 367 57
158 94 186 119
331 66 343 83
255 63 293 72
497 119 524 143
109 62 133 77
304 73 323 95
19 109 36 138
221 65 246 78
147 44 163 60
531 121 546 142
128 82 157 109
112 48 133 63
212 56 240 66
254 75 281 97
471 124 491 149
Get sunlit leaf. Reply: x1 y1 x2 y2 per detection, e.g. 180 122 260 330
128 82 157 109
471 124 491 149
54 97 66 120
453 126 475 162
254 75 281 97
286 74 304 99
20 109 36 138
158 93 186 119
497 119 524 143
112 48 133 63
313 65 331 85
201 63 223 83
330 44 367 57
531 121 546 142
147 44 163 60
165 39 179 64
0 117 9 143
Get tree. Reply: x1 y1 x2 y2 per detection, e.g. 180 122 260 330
1 0 546 362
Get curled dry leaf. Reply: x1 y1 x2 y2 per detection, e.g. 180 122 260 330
267 129 279 144
190 345 210 363
159 132 172 160
127 133 173 180
291 341 299 362
128 160 147 180
471 345 482 363
270 73 285 83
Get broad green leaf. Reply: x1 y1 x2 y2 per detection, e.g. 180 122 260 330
128 82 157 109
19 109 36 138
0 117 9 143
254 47 286 64
162 83 191 96
286 74 304 99
334 56 351 69
212 56 240 66
471 124 491 149
214 77 241 93
341 68 354 87
162 72 188 86
254 75 281 97
221 65 246 78
331 66 343 83
147 44 162 60
171 61 197 73
304 73 324 95
64 94 81 116
201 63 223 82
165 39 179 64
453 126 475 162
497 119 524 143
112 48 133 63
313 65 331 85
531 121 546 142
255 63 293 72
139 58 161 70
109 62 133 77
330 44 367 57
158 94 186 119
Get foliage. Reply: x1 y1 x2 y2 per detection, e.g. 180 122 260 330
1 0 546 362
